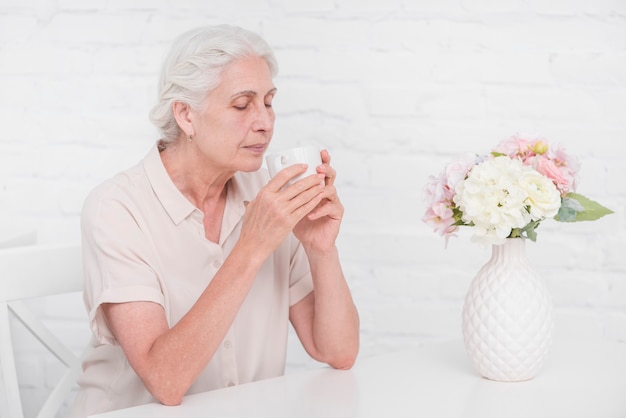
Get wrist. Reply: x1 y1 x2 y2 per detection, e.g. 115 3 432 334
304 244 339 262
231 239 270 270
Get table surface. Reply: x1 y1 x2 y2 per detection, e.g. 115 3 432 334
90 337 626 418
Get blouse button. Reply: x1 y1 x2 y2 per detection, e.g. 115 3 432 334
213 260 222 269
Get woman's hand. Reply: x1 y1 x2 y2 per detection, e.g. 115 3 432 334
292 149 344 254
239 163 325 259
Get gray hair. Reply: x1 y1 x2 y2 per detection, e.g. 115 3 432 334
149 25 279 144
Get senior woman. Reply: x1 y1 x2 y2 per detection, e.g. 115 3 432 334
69 24 359 417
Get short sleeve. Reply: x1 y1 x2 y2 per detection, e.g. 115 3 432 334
81 185 165 345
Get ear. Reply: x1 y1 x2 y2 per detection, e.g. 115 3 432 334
172 101 195 137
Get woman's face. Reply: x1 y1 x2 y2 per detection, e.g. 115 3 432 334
191 55 276 174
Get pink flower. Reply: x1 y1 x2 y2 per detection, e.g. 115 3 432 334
422 154 478 239
445 154 478 194
493 136 579 195
423 174 448 206
534 155 572 195
422 202 458 237
423 173 457 236
547 143 579 193
493 136 533 158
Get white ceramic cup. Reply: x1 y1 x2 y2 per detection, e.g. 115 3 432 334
265 146 323 185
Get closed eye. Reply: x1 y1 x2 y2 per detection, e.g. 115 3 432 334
265 90 276 109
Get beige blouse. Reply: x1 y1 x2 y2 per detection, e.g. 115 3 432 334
70 143 314 418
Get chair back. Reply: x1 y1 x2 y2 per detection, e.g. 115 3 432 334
0 227 37 250
0 243 86 418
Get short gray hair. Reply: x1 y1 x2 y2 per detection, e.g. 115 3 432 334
149 25 278 144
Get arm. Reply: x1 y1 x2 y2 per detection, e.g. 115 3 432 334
290 150 360 369
101 164 325 406
101 242 265 406
289 247 360 369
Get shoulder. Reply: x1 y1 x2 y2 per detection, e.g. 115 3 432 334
81 162 148 224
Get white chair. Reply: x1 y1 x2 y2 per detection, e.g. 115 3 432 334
0 243 87 418
0 227 37 249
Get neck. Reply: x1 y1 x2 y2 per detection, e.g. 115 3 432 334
160 141 234 209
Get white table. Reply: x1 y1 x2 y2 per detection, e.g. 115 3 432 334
90 337 626 418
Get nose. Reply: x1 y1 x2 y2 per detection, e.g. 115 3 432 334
252 104 275 132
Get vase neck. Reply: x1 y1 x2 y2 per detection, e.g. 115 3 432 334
491 238 527 262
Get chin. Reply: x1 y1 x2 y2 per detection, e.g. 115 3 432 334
239 161 264 173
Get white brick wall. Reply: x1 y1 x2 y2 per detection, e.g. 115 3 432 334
1 1 625 416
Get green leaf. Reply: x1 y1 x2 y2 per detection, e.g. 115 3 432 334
521 220 541 242
556 206 578 222
554 192 614 222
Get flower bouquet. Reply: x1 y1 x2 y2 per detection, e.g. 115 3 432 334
422 135 613 246
422 135 613 381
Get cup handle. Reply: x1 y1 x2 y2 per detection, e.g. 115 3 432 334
272 154 285 174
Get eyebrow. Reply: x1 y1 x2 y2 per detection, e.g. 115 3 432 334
230 87 277 98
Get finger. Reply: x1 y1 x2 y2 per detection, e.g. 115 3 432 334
316 150 337 186
320 149 331 164
308 198 344 221
307 186 343 219
292 190 325 220
286 180 325 213
318 164 337 187
266 164 308 191
316 165 335 187
277 171 323 199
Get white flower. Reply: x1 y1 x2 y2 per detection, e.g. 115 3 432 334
518 170 561 220
453 157 537 245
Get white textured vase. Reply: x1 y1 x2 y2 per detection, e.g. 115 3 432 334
462 238 553 382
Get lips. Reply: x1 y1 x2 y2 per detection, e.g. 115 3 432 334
244 143 267 153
